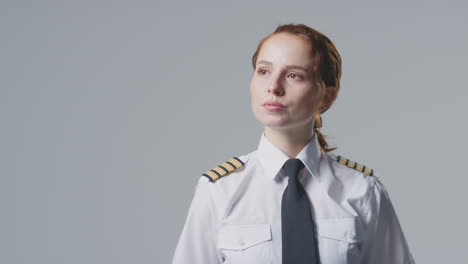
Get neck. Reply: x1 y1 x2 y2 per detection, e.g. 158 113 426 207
264 124 315 158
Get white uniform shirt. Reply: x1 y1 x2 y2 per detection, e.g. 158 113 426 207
173 132 415 264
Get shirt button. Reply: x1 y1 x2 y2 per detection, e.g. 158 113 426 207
346 232 355 240
238 239 245 246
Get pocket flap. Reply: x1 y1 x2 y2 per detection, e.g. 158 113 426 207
315 217 362 243
218 224 272 251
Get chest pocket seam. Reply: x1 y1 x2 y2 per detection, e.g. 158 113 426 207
217 224 272 251
315 217 363 244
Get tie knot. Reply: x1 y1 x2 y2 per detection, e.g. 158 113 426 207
283 158 305 178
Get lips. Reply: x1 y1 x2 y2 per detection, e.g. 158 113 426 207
262 101 285 107
262 101 286 111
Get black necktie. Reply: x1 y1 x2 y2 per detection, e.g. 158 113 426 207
281 158 320 264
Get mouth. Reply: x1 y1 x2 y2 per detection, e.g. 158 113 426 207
262 101 286 111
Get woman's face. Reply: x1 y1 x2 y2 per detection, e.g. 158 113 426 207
250 32 321 131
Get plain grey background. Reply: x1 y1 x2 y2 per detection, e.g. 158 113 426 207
1 1 467 263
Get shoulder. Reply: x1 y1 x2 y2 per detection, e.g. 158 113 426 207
199 151 255 183
325 152 387 220
324 152 379 199
325 152 394 209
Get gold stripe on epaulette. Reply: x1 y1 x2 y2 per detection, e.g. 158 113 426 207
355 163 364 172
203 170 220 181
220 162 235 171
336 155 374 176
338 156 347 165
347 160 356 169
212 166 226 176
364 167 373 176
202 157 245 182
229 157 244 168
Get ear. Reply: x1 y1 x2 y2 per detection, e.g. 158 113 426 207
319 85 338 113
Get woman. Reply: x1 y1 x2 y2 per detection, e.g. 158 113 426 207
173 23 415 264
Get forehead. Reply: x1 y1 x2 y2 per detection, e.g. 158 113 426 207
257 32 313 66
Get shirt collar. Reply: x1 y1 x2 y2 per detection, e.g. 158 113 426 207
256 131 322 180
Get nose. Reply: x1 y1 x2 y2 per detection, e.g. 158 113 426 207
267 75 285 96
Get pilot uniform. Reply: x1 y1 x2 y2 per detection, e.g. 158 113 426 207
172 132 415 264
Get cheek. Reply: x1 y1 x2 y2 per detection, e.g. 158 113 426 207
250 79 262 103
249 82 258 112
297 89 320 115
249 83 255 99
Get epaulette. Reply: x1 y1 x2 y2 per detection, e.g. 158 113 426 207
202 157 245 182
336 155 374 176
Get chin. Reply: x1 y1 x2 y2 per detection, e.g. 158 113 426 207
255 116 291 128
252 108 294 128
255 114 314 132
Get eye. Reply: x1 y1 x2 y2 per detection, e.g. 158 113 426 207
257 69 268 75
287 73 304 80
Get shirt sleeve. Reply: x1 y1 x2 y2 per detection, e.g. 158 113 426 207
362 176 415 264
172 177 222 264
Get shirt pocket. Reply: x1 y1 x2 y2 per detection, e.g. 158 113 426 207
217 224 272 264
315 217 364 264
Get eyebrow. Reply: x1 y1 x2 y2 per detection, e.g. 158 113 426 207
256 60 309 72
